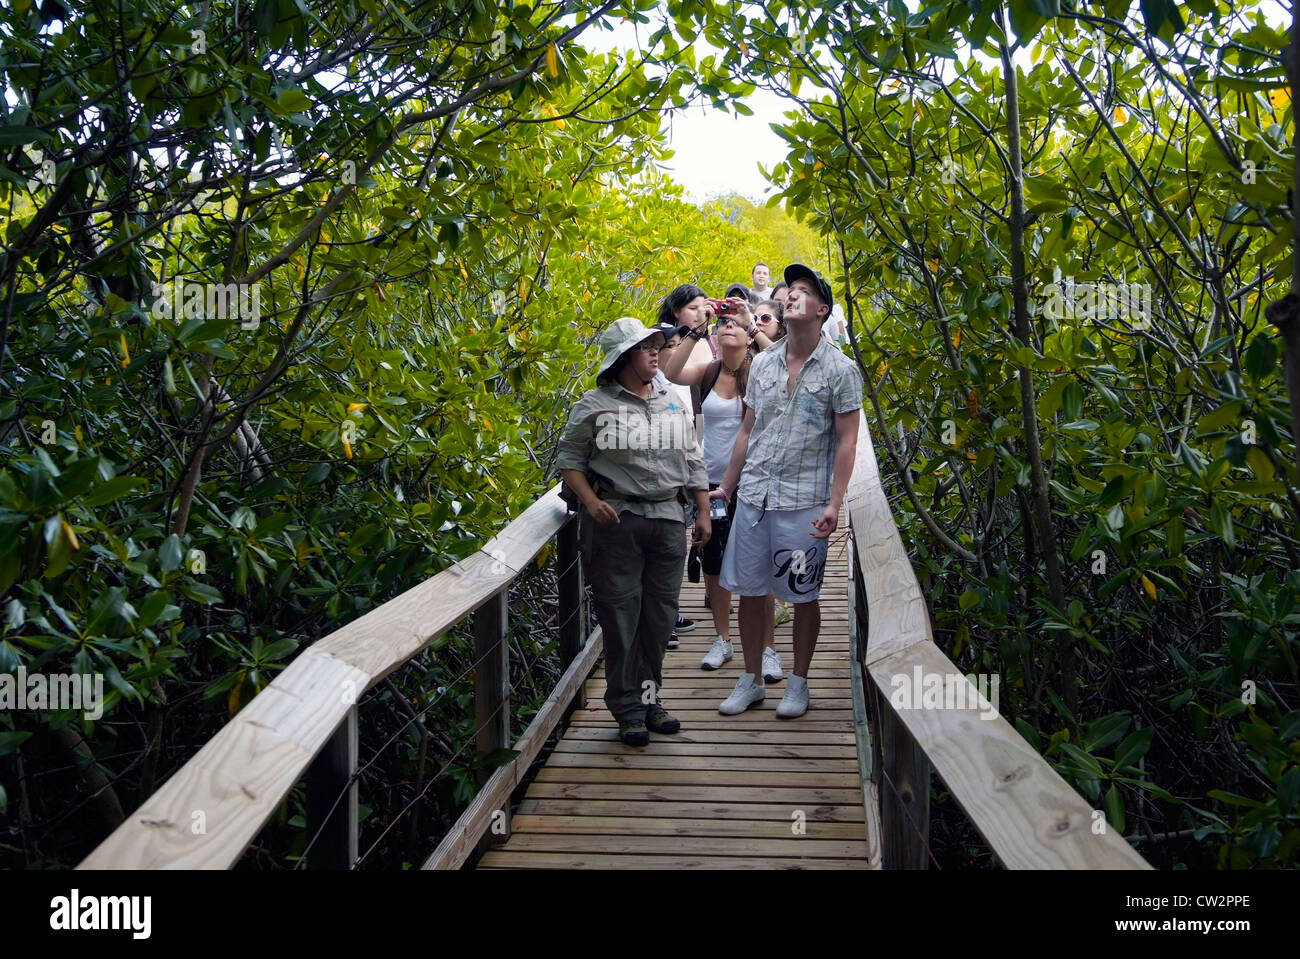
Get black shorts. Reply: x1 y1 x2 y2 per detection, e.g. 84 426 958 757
702 484 737 577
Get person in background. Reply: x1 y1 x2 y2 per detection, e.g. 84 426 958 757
556 317 711 747
713 264 864 719
822 300 848 346
725 281 761 310
651 321 697 650
656 285 718 637
752 298 785 352
771 281 790 310
661 296 783 683
750 262 772 299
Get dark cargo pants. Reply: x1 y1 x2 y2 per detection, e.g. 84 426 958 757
587 511 686 723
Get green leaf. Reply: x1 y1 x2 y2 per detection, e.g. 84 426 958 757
1105 784 1126 834
159 534 184 573
1113 726 1155 768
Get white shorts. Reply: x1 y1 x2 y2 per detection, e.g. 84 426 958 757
718 499 829 603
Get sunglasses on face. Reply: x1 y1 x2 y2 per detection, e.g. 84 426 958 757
635 338 665 352
756 313 776 323
714 316 742 331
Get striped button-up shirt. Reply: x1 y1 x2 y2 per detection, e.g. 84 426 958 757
555 381 709 522
736 337 864 510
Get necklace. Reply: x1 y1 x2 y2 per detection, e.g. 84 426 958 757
720 358 742 377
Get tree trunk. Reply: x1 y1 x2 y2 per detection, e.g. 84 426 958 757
999 21 1075 714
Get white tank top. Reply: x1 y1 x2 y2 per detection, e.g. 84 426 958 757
701 387 744 484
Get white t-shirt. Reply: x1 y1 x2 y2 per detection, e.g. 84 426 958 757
700 387 744 484
822 305 847 345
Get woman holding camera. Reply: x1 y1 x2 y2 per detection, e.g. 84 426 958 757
659 295 783 684
556 317 712 747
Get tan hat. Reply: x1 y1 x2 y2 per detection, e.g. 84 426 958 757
595 317 666 383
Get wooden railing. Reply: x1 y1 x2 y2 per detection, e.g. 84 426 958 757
79 487 600 869
844 411 1151 869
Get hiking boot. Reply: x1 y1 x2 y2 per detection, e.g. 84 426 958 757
675 615 696 632
618 719 649 747
701 635 733 670
645 702 681 734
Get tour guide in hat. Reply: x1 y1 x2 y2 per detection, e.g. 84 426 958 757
556 317 713 747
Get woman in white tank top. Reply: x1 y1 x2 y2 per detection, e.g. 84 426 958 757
659 293 779 672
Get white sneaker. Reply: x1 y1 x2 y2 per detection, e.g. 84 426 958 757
701 635 733 670
762 646 784 683
776 674 809 718
719 672 765 715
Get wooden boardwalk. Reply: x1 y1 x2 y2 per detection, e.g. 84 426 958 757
478 522 876 869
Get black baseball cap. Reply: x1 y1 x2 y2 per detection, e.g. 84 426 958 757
650 320 691 341
724 283 751 300
783 263 833 310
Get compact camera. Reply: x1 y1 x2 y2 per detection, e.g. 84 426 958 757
709 498 729 522
709 298 734 315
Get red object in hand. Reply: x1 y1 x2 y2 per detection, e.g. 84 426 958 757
710 298 733 314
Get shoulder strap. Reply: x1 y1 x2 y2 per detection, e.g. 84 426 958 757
700 360 723 406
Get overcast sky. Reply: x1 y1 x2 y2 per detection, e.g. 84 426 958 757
582 17 790 204
581 3 1289 205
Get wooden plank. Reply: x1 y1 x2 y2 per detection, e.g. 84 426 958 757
492 832 867 859
534 767 858 788
559 727 855 745
421 625 604 870
516 799 867 822
564 719 851 732
510 814 866 839
543 752 859 773
494 833 868 858
522 783 863 804
867 642 1151 869
478 852 869 869
552 740 853 760
79 649 368 869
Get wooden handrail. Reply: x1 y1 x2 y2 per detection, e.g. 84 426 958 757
845 411 1151 869
79 486 577 869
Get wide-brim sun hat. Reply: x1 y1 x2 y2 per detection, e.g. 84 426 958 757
783 263 834 310
595 317 668 383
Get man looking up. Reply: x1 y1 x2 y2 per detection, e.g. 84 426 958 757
712 264 864 718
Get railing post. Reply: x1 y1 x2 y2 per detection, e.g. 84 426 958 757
474 591 510 848
872 684 931 870
306 705 358 870
556 516 587 714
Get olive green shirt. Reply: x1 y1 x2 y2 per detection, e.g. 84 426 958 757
555 381 709 522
